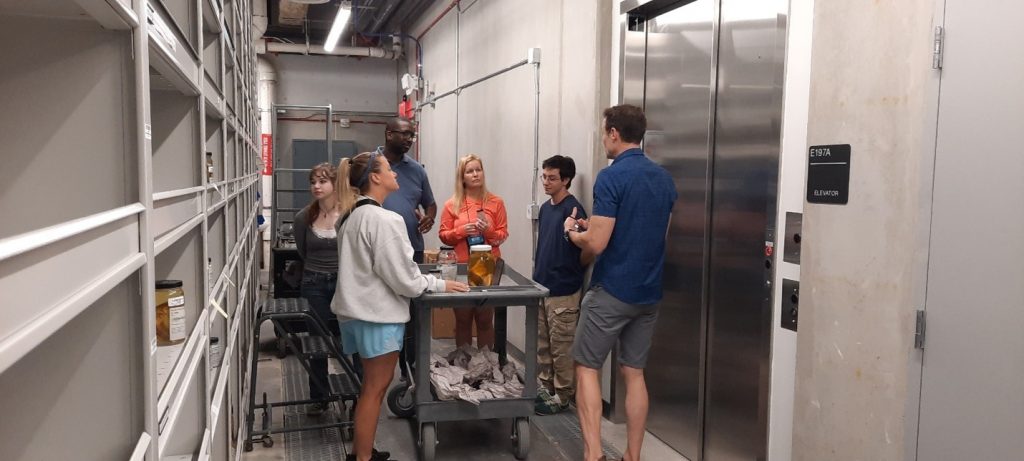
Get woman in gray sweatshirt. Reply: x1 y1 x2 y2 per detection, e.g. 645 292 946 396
333 151 468 461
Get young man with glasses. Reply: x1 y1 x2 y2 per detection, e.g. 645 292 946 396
533 155 589 415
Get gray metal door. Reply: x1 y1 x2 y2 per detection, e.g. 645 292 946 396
619 1 785 459
917 1 1024 459
283 139 358 216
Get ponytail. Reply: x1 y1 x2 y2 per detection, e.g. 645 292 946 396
335 152 381 215
336 157 360 215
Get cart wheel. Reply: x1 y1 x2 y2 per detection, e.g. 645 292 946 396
387 384 415 418
419 423 436 461
512 418 530 459
262 436 274 448
243 440 253 452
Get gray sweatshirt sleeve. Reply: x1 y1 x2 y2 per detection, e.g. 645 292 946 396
293 206 309 261
372 219 445 297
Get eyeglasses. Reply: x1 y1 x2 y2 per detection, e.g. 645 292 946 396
540 174 562 183
387 130 417 141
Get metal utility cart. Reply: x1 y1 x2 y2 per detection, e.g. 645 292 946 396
411 262 548 461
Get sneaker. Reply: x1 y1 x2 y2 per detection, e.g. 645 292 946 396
534 393 569 416
345 448 392 461
306 402 329 417
534 386 554 404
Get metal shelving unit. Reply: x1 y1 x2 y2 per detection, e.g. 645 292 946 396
0 0 261 459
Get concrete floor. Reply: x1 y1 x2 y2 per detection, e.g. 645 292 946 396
239 320 687 461
246 262 686 460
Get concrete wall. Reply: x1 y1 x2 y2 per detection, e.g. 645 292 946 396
792 0 939 459
266 53 400 112
260 53 400 225
265 53 400 158
408 0 611 352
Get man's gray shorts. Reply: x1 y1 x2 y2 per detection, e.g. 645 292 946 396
571 286 659 369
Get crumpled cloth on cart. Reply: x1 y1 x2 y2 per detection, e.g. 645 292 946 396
429 345 524 405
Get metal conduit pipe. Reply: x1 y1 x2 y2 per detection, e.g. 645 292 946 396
255 40 399 59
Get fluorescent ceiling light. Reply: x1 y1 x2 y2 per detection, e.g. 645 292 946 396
323 1 352 53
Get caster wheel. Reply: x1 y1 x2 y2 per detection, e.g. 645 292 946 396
244 441 253 452
512 418 530 459
419 423 436 461
387 384 415 418
262 436 274 448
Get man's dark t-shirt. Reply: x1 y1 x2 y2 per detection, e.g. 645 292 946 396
533 195 588 297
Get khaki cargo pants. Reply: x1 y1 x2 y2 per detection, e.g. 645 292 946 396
537 290 581 404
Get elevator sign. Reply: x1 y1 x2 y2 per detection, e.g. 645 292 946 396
807 144 850 205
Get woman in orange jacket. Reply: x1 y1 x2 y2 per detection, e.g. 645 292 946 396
438 154 509 350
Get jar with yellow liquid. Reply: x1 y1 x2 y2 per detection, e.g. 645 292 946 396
468 244 495 287
155 280 186 346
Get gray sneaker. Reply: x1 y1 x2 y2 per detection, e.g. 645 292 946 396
534 392 568 416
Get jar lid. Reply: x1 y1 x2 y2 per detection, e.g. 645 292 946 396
210 337 220 344
470 244 492 252
156 280 183 289
440 245 455 250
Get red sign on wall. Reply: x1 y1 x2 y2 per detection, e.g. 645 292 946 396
261 134 272 175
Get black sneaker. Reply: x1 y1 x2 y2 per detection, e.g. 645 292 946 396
345 448 392 461
306 402 329 417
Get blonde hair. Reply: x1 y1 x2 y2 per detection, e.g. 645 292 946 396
306 163 337 225
335 152 382 214
451 154 490 213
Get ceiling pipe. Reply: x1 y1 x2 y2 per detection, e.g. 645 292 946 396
256 40 399 59
253 0 269 41
415 0 459 41
367 0 401 33
381 0 430 34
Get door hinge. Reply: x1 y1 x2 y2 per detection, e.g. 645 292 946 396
932 26 944 70
915 310 927 349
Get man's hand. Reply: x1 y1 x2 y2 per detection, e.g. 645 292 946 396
415 208 434 233
563 207 587 233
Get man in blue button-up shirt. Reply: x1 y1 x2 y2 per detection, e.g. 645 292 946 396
565 104 677 461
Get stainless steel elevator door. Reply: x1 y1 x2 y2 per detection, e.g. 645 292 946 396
703 2 784 460
640 1 717 459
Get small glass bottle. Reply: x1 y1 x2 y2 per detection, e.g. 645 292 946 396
155 280 186 346
438 245 458 282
